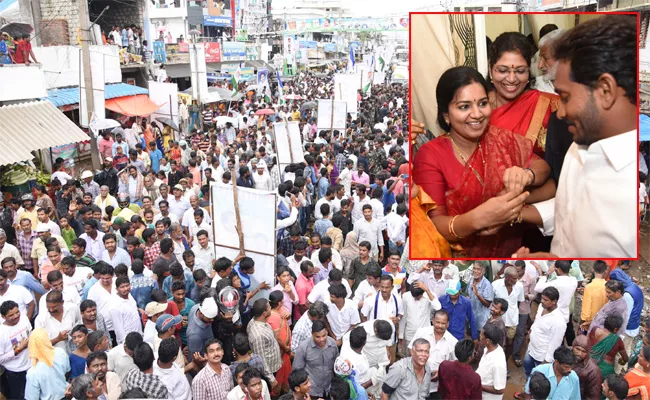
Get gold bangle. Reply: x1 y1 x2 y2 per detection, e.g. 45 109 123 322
449 215 464 240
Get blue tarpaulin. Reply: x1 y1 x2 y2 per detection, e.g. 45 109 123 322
42 83 149 108
641 114 650 142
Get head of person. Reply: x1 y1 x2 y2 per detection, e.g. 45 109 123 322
554 260 571 275
311 319 329 348
540 286 559 311
288 369 311 395
605 279 625 301
553 346 576 377
71 373 103 399
410 338 431 368
604 314 624 334
552 15 636 146
379 274 394 300
445 279 462 301
488 31 534 103
529 371 552 400
491 297 508 318
86 351 108 380
593 260 608 276
87 330 108 352
71 325 89 349
602 374 629 400
503 266 518 286
242 367 264 399
0 300 21 326
204 338 224 365
454 338 475 363
133 342 154 372
537 28 565 81
513 260 526 278
432 309 450 335
158 337 180 365
572 334 590 363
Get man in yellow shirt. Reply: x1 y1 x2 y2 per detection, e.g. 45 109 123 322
16 194 38 231
579 260 609 332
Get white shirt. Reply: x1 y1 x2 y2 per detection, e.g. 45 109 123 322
182 206 212 228
168 197 190 221
528 307 566 362
0 284 33 323
62 266 94 297
351 195 371 223
339 345 373 384
38 286 81 312
408 328 457 392
534 130 637 257
307 279 352 304
227 381 271 400
385 212 407 243
534 275 577 323
361 292 403 322
0 314 32 372
399 291 441 341
153 212 179 225
325 298 361 340
51 171 73 185
310 248 343 272
491 279 525 327
143 320 157 348
352 280 379 309
338 168 353 195
87 282 114 331
476 345 507 400
407 270 447 300
41 219 61 236
153 362 192 400
108 343 136 381
253 172 273 191
286 255 307 278
34 303 81 353
191 243 215 273
353 218 384 256
0 244 24 266
109 294 142 344
79 232 106 260
189 220 212 242
314 198 333 220
341 318 394 369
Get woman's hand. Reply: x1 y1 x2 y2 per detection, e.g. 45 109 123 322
511 246 558 258
410 119 426 142
503 166 533 195
476 190 529 229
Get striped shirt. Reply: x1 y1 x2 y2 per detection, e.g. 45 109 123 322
191 363 233 400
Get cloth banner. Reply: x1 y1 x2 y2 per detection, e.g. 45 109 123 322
273 121 306 172
334 74 358 115
317 99 347 131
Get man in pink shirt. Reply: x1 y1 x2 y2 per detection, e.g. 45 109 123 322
294 260 316 320
98 132 115 162
351 165 370 191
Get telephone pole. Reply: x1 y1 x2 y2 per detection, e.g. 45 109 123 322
79 0 102 171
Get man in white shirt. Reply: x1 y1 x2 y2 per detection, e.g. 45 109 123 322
408 309 458 395
353 204 384 261
168 185 191 222
87 262 116 337
518 16 637 258
361 275 402 329
399 281 441 352
0 301 32 399
314 188 335 220
524 286 566 378
190 231 216 274
336 159 354 196
38 269 81 312
60 256 94 297
385 204 408 254
491 266 525 362
253 160 273 192
36 207 61 236
0 271 35 323
109 276 143 345
533 260 577 324
407 261 448 299
181 196 212 235
325 283 360 344
35 290 81 353
307 269 352 305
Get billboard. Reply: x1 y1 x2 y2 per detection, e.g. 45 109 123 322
204 42 221 63
299 40 317 49
283 35 297 67
284 17 408 34
221 64 255 80
323 43 337 53
222 41 246 61
153 41 166 63
165 43 189 64
203 15 232 27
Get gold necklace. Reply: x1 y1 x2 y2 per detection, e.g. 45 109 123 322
446 133 486 187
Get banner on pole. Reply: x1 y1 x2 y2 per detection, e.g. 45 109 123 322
273 121 306 172
334 74 358 115
316 99 347 131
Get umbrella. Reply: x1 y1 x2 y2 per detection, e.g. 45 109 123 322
301 101 317 111
0 22 33 38
90 119 121 131
283 94 302 100
255 109 275 116
215 116 236 127
111 127 125 135
156 117 179 132
189 29 201 36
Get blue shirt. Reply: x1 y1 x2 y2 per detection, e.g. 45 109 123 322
525 362 580 400
234 264 251 291
317 177 329 199
25 347 70 400
101 248 132 268
467 276 494 331
81 276 98 301
130 274 159 309
10 270 46 297
162 272 196 298
121 29 128 46
149 149 163 173
314 219 333 238
439 294 478 340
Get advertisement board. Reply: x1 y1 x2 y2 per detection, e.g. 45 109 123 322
221 64 255 80
203 15 232 27
153 41 166 63
284 17 408 33
222 41 246 61
165 43 190 64
204 42 221 63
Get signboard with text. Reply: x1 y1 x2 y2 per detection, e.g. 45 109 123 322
165 43 189 64
222 41 246 61
153 41 167 63
204 42 221 63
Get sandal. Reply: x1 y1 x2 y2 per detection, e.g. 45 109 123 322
514 358 523 367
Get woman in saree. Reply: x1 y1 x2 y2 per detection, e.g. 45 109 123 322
487 32 561 158
409 184 452 258
412 66 550 258
625 345 650 400
267 290 292 396
589 314 628 381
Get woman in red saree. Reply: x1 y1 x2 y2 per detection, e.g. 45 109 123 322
267 289 292 395
487 32 561 158
412 67 550 258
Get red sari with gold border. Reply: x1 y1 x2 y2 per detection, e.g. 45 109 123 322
489 89 560 157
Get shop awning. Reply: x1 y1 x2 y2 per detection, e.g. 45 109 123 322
105 94 165 116
0 101 90 166
42 83 149 108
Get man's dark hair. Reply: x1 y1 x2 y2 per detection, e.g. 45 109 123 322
555 261 571 274
252 298 269 318
158 337 180 364
86 350 108 367
605 374 630 399
160 238 173 254
492 297 509 313
312 319 327 334
539 23 558 39
86 331 105 352
125 332 144 352
288 369 310 393
541 286 560 302
349 326 367 349
330 375 351 400
379 274 393 285
553 346 576 365
133 342 154 371
454 339 475 363
234 333 251 355
119 388 148 399
151 289 167 303
553 15 636 104
242 367 262 386
215 257 233 273
80 299 97 313
604 314 624 332
482 322 502 346
131 259 145 275
374 319 393 340
327 283 347 299
529 371 552 399
0 300 18 316
606 280 624 295
318 248 332 264
593 260 608 274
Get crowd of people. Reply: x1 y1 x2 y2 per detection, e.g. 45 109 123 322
411 14 640 259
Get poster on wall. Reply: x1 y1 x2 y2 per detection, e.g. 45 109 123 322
165 43 190 64
204 42 221 63
273 121 306 172
283 35 296 67
317 99 347 131
222 41 246 61
257 68 268 88
210 184 276 300
153 41 167 63
334 74 358 115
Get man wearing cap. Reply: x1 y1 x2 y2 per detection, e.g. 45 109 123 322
153 314 186 371
81 171 101 200
168 185 191 222
253 160 273 191
186 297 219 361
144 301 167 347
16 194 38 231
31 223 68 276
179 140 192 166
36 207 60 236
112 194 140 219
439 280 479 343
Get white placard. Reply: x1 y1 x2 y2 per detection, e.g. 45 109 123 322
148 81 179 125
189 43 209 105
373 72 386 85
317 99 347 131
273 121 306 170
334 74 358 115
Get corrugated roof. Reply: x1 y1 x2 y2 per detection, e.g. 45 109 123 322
0 101 90 166
42 83 149 107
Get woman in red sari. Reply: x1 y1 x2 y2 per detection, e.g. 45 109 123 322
487 32 561 158
412 67 550 257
